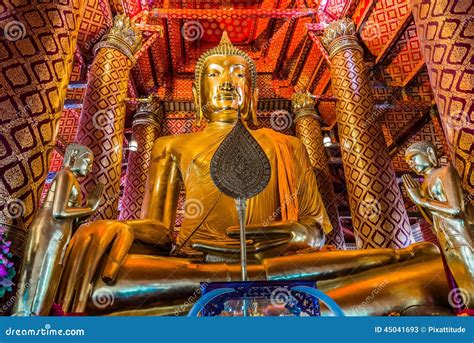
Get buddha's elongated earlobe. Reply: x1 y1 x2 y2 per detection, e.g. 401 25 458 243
250 87 259 125
427 147 439 168
192 83 203 127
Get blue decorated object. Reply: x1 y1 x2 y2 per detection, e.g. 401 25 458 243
190 281 324 317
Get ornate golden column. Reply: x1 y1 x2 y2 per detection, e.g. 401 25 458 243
292 92 345 249
322 19 412 249
411 0 473 199
119 98 163 220
0 0 84 257
75 15 142 220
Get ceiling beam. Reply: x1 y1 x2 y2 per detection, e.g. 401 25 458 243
274 17 298 77
402 59 426 88
306 55 324 92
355 0 378 31
132 8 317 23
387 105 433 156
289 36 312 85
375 11 413 66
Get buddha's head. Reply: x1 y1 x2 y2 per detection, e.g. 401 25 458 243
64 144 94 177
193 32 258 126
405 141 439 175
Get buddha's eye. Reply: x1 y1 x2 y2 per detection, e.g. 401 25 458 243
207 70 220 77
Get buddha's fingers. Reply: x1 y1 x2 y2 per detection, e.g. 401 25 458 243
57 235 92 314
402 174 417 189
402 174 410 187
408 175 419 188
102 227 134 284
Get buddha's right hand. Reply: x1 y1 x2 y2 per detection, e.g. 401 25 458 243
57 220 134 313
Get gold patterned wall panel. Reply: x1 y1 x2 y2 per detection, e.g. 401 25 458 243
411 0 474 197
0 0 84 253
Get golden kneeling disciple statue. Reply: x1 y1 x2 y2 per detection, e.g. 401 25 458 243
13 144 103 316
403 141 474 308
16 33 459 316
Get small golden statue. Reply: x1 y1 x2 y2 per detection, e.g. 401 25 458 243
403 141 474 308
13 144 103 316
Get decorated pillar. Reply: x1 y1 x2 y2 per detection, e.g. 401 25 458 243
411 0 473 198
291 92 345 249
321 19 412 249
75 15 142 220
0 1 84 257
119 98 163 220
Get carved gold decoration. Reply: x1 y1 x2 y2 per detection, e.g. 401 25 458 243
291 91 321 121
94 14 142 63
321 18 362 59
411 0 474 200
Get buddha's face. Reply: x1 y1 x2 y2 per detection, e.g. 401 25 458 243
405 151 433 175
194 55 257 123
73 153 93 177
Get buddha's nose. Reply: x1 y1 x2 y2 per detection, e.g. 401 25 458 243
219 81 235 91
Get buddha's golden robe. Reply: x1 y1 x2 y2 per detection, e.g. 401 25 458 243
147 123 332 256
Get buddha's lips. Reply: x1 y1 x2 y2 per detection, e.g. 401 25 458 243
215 93 237 100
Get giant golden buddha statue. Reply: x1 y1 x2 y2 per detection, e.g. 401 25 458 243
16 33 458 316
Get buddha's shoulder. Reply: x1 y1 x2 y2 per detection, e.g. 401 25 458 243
152 131 206 152
254 128 305 149
432 165 458 178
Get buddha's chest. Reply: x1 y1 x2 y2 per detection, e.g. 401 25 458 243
179 137 277 184
421 175 446 202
